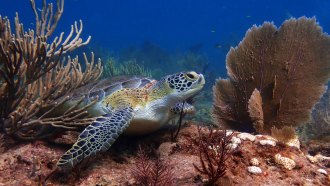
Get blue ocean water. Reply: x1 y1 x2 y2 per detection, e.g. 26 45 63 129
1 0 330 77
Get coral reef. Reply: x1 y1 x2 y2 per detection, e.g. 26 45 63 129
0 123 328 185
212 17 330 134
0 0 102 139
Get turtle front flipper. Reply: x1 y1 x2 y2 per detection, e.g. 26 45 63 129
57 107 134 170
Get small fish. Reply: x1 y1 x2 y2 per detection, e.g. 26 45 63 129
285 11 293 19
211 29 216 33
246 15 251 18
215 44 222 48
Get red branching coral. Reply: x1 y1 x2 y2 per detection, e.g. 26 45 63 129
131 147 175 186
213 17 330 134
193 127 232 185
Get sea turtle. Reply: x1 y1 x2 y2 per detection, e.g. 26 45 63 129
57 71 205 170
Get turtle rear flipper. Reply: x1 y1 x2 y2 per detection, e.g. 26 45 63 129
57 107 134 170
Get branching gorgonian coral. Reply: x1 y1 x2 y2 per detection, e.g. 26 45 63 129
0 0 102 139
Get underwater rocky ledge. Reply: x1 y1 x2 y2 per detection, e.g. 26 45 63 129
0 122 329 186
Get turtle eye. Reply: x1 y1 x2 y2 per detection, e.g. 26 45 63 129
185 72 198 80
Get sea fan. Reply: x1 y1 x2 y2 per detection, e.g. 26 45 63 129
213 17 330 134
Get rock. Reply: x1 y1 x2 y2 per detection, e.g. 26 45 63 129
237 133 256 142
247 166 262 174
317 169 328 175
157 142 177 157
259 139 276 147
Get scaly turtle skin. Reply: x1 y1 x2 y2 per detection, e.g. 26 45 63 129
57 71 205 170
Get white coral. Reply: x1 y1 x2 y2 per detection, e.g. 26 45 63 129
306 155 318 163
228 136 241 149
285 137 300 149
250 158 260 166
226 130 234 136
307 154 330 163
315 154 330 162
231 136 241 144
228 143 238 150
247 166 262 174
274 154 296 170
237 133 256 141
259 139 276 146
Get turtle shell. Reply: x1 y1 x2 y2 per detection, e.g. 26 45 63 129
71 75 154 103
39 76 153 120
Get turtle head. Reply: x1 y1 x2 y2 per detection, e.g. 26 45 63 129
149 71 205 104
164 71 205 97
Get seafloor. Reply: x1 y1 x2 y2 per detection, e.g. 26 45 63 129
0 122 329 186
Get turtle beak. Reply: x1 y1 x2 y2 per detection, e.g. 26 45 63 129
190 73 205 94
198 73 205 86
